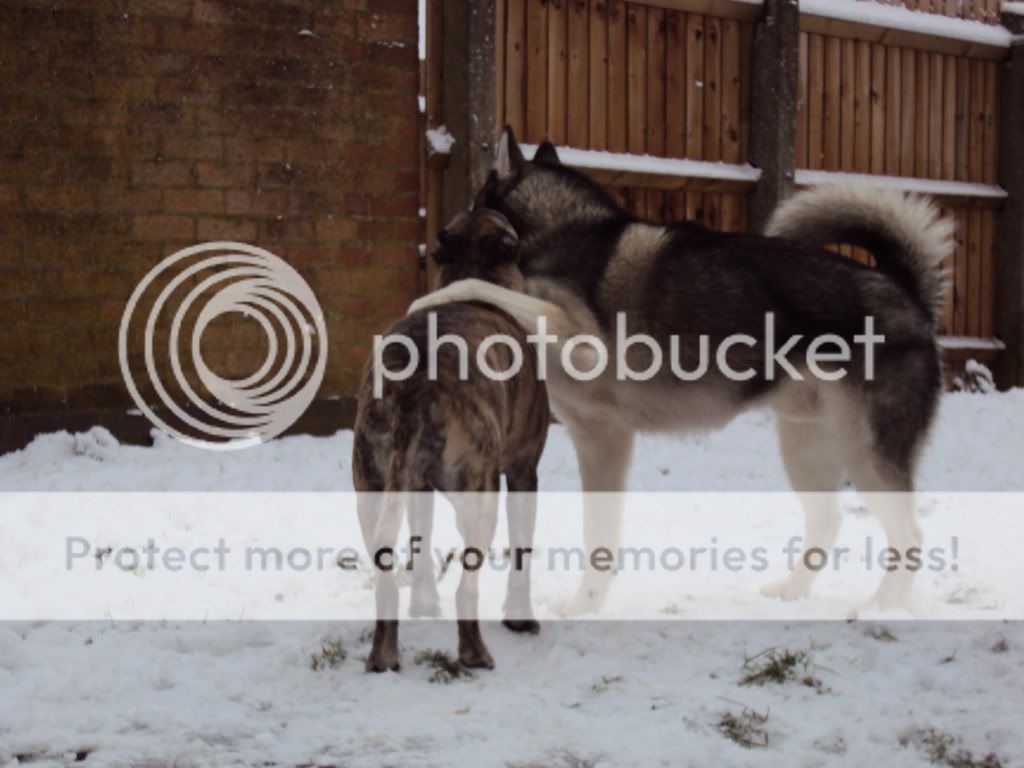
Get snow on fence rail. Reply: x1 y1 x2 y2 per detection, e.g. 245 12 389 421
801 0 1012 58
521 144 762 193
795 170 1008 206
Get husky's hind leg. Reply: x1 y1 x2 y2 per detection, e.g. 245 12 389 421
555 419 634 617
502 463 540 634
762 413 844 601
845 348 939 614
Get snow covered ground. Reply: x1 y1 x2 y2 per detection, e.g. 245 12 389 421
2 390 1023 766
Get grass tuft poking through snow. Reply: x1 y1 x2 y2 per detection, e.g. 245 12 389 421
414 649 474 684
739 648 823 691
309 637 347 671
715 706 770 749
901 728 1005 768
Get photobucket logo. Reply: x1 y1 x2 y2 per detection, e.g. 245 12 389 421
118 242 327 450
373 312 885 395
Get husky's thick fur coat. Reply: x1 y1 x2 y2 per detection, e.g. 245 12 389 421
354 207 549 672
409 127 953 615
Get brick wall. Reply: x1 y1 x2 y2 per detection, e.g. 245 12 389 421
0 0 421 416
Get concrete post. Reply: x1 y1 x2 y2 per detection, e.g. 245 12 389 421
441 0 497 224
748 0 799 234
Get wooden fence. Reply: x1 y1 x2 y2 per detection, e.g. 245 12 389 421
427 0 1015 359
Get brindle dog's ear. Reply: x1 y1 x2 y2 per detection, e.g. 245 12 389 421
494 125 524 181
533 141 561 165
480 228 520 265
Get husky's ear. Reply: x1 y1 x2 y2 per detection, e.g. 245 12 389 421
494 125 524 181
533 141 561 165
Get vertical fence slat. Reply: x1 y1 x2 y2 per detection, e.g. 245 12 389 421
703 15 722 229
870 43 885 174
968 207 983 335
646 6 666 219
942 54 956 180
900 48 916 176
968 59 984 181
928 53 943 178
808 34 825 170
665 11 686 160
981 209 995 337
942 206 955 334
684 13 704 220
607 1 627 152
885 45 901 175
854 40 871 172
955 58 969 180
954 208 968 334
588 0 608 150
548 0 568 143
665 11 685 221
627 3 647 155
739 21 752 164
840 39 855 170
982 60 997 183
721 18 742 232
568 0 589 147
526 0 548 142
915 50 929 178
824 37 841 171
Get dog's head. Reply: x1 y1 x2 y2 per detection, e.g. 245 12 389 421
431 207 523 290
472 126 620 247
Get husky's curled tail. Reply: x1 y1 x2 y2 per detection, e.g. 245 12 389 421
766 184 954 327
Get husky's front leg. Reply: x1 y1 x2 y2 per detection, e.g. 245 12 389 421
556 420 634 617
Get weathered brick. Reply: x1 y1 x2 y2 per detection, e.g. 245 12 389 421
1 0 419 413
164 188 225 214
196 216 258 241
132 214 196 239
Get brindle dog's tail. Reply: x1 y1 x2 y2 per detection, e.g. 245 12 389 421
766 183 954 327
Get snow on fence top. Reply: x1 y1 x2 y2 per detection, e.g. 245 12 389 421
801 0 1013 49
521 144 762 190
795 170 1008 202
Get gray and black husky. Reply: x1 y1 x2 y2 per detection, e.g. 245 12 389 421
410 127 953 615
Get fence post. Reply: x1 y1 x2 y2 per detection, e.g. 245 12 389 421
994 15 1024 389
748 0 799 234
441 0 497 224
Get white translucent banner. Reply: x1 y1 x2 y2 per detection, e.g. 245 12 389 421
2 492 1021 620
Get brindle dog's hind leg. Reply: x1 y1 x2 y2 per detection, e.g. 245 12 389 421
502 465 540 634
451 480 500 669
360 491 405 672
407 490 442 618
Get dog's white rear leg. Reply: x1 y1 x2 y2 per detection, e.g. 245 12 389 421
762 414 844 601
846 467 922 615
407 491 441 618
555 419 634 617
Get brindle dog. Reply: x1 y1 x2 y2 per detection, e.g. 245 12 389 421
353 208 549 672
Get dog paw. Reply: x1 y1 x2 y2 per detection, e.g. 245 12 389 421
408 598 442 619
458 644 495 670
502 618 541 635
760 575 811 601
365 650 401 673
